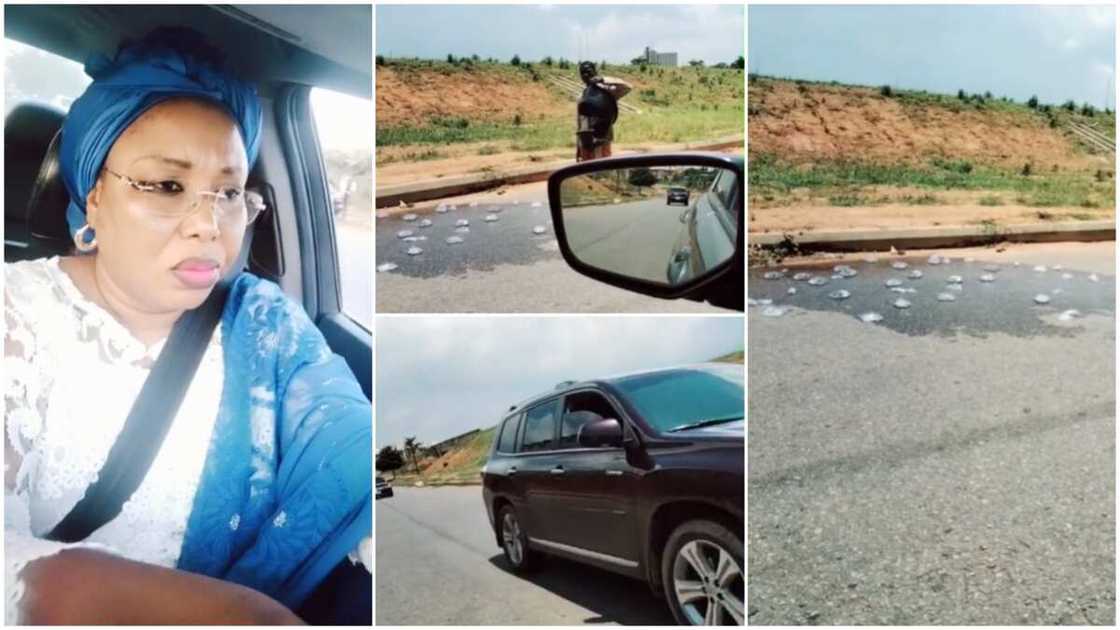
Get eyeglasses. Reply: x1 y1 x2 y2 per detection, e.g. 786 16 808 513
102 167 266 224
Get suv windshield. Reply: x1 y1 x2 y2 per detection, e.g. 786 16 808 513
612 365 743 433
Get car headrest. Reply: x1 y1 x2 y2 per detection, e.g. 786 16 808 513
5 102 65 222
26 129 74 249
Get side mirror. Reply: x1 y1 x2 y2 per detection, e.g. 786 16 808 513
577 417 624 448
548 152 743 309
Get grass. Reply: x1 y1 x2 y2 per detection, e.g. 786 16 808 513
750 153 1115 208
377 57 744 153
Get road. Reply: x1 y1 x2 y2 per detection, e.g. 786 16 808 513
376 486 673 625
565 196 685 285
748 242 1115 625
374 182 728 313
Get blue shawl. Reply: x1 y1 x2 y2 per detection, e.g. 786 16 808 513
176 273 371 608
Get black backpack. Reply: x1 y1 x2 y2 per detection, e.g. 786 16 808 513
578 83 618 137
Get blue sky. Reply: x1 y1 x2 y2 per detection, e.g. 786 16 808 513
377 4 744 66
375 316 744 447
749 5 1115 108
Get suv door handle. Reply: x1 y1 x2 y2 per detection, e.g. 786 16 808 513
550 466 565 475
508 466 517 475
605 470 623 476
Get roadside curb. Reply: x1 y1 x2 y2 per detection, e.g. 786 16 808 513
375 135 744 208
749 220 1116 252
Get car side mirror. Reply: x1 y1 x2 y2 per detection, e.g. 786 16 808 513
577 417 624 448
548 152 743 309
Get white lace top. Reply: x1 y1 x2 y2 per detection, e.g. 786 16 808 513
4 256 225 623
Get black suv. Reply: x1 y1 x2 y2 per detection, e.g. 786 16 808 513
482 363 744 625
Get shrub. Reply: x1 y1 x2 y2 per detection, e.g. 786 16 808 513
543 56 554 66
513 113 522 126
1021 162 1032 177
1062 100 1076 112
1081 103 1095 117
375 55 385 66
957 89 967 100
511 55 521 66
879 85 893 97
1027 95 1039 109
447 54 455 64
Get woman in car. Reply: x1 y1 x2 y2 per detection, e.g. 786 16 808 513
4 28 371 624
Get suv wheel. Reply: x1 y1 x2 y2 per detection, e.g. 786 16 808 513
498 505 535 572
662 519 744 625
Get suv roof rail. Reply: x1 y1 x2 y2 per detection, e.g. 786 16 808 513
554 380 578 390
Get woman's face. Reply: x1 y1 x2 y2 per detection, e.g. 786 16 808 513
85 97 250 314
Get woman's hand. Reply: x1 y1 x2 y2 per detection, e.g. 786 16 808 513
19 548 304 625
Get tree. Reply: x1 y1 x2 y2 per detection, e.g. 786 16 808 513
688 59 705 67
733 56 745 69
631 56 647 66
1027 95 1039 109
957 89 967 101
376 446 405 479
510 54 521 66
403 436 424 474
628 167 657 190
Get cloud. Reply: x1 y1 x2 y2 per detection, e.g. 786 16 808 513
375 316 743 446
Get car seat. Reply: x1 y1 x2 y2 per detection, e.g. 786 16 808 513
4 102 68 261
4 101 284 283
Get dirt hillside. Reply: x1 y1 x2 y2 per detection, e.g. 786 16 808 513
376 64 568 128
749 78 1113 172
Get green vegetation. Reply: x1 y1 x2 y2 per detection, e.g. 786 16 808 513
377 57 743 152
750 153 1114 209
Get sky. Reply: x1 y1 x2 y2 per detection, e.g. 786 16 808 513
375 316 744 447
749 5 1115 108
376 4 744 66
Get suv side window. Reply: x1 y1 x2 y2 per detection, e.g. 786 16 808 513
558 390 622 449
496 413 521 453
519 400 559 453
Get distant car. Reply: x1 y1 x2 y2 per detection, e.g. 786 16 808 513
482 363 744 625
667 167 739 286
666 186 690 206
376 476 393 499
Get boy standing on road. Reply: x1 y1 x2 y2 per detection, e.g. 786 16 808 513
576 61 632 161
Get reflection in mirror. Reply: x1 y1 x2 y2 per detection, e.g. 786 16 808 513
559 165 738 287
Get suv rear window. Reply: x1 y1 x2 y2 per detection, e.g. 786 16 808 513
613 366 743 433
519 400 558 452
496 413 520 453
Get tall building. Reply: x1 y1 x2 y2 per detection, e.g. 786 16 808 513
643 46 678 67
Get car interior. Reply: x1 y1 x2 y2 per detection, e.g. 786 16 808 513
559 391 620 447
4 4 372 623
4 4 371 397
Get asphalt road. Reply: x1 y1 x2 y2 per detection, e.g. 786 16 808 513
747 244 1115 625
565 197 685 285
374 183 728 313
375 486 674 625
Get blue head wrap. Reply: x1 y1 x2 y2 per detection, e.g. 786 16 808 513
59 28 262 241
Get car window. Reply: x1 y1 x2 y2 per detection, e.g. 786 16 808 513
711 170 738 228
558 391 621 449
519 400 559 453
496 413 521 453
5 38 91 115
613 366 744 433
310 87 373 330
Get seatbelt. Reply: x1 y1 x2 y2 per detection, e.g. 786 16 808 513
45 229 253 543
